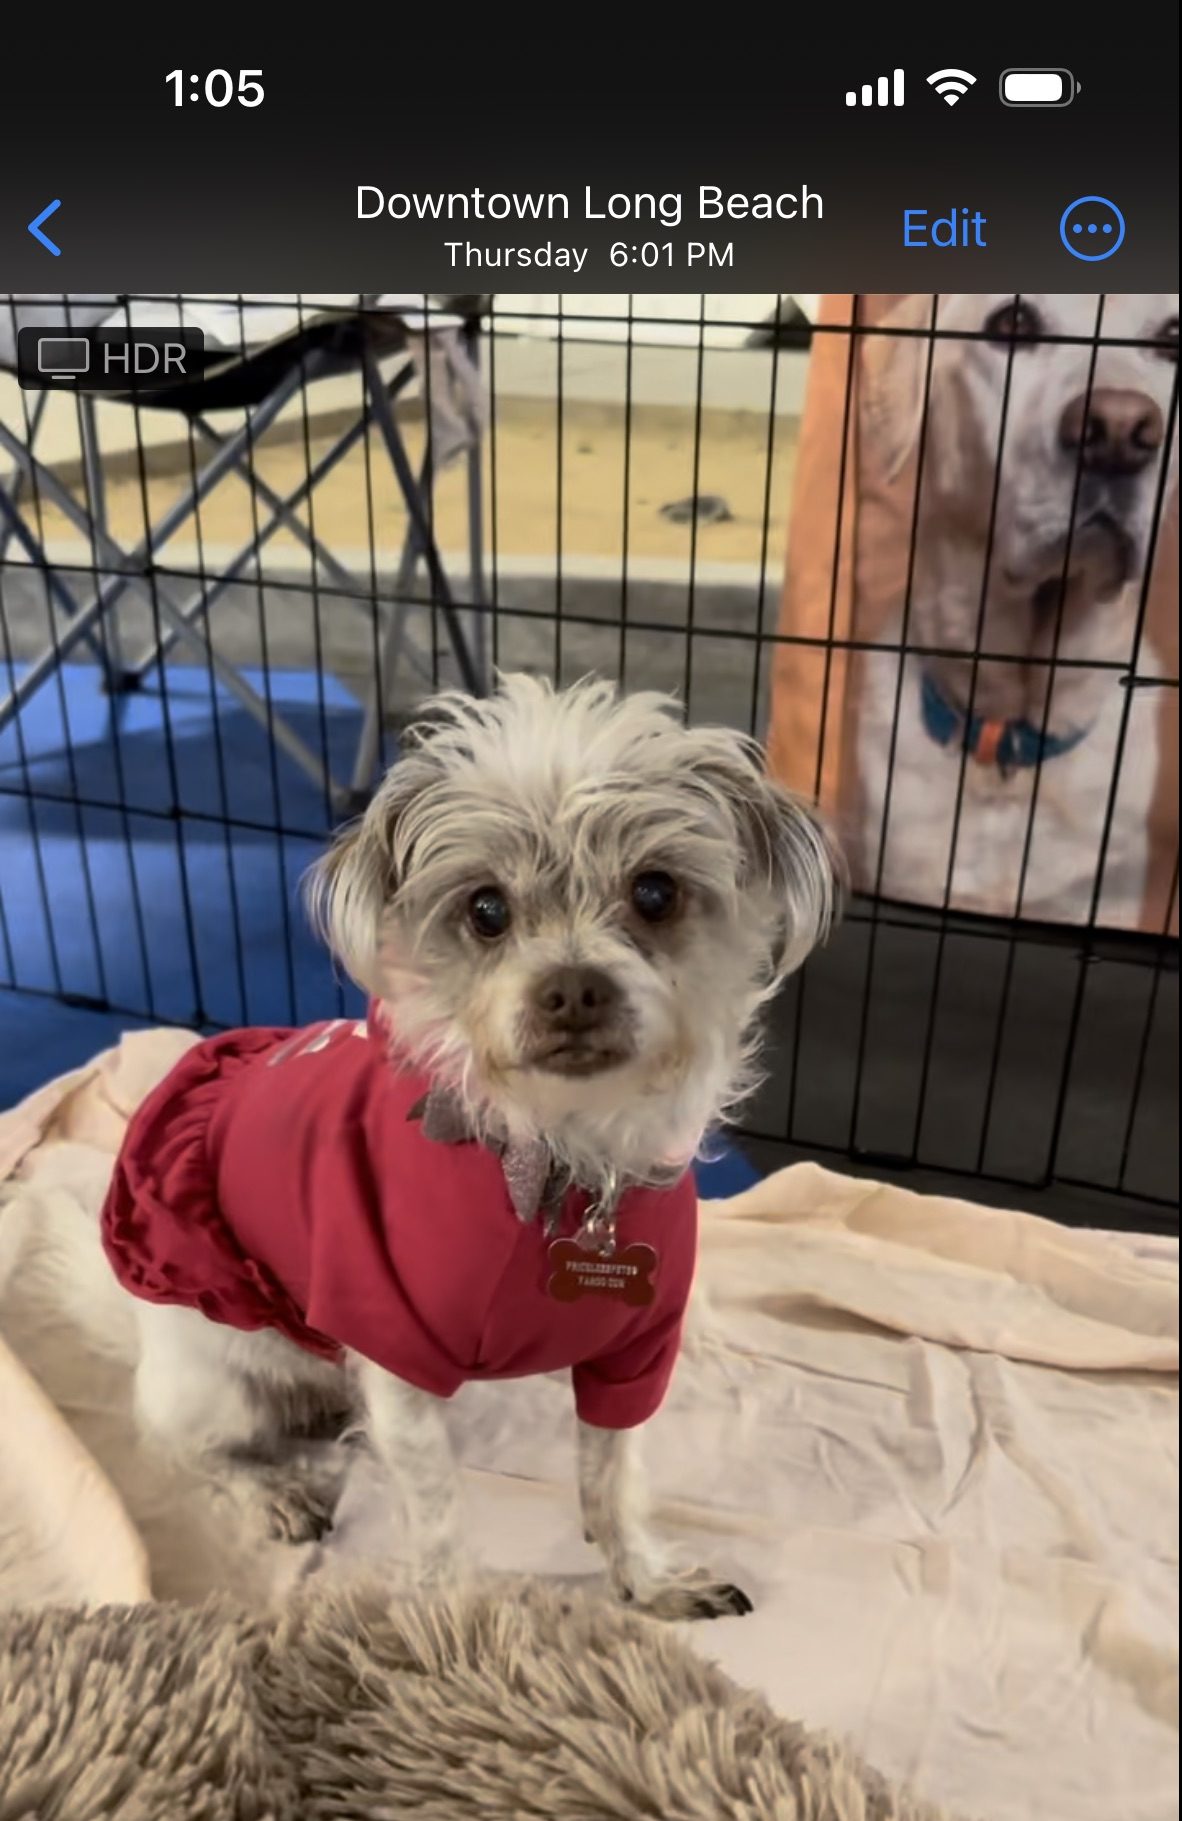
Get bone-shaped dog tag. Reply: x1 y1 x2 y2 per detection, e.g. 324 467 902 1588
546 1240 657 1306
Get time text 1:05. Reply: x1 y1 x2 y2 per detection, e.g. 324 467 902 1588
165 70 265 107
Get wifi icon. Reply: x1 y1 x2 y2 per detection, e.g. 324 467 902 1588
927 68 976 106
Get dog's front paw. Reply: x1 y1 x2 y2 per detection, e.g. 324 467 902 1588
620 1574 754 1622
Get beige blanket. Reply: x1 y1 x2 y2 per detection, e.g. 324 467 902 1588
1 1033 1177 1821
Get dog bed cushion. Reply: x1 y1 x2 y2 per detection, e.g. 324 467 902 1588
0 1577 961 1821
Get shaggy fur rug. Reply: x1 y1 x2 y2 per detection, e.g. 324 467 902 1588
0 1578 963 1821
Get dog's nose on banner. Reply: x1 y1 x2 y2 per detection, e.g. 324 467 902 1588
1059 388 1165 474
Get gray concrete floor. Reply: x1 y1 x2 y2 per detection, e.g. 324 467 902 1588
0 565 779 732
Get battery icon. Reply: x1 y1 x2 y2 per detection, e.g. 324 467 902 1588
1000 68 1078 105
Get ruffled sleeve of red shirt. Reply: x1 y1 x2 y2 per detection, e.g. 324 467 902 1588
100 1028 341 1361
572 1303 688 1429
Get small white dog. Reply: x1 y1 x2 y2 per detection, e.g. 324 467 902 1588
100 675 838 1619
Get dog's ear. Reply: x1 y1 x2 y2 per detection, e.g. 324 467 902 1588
738 769 844 982
685 731 843 983
304 752 437 992
860 294 940 483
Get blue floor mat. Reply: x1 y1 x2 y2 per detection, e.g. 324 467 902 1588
0 665 758 1198
0 989 156 1106
0 662 368 1029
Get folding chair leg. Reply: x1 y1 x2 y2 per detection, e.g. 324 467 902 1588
0 416 112 672
0 525 124 734
187 365 433 710
0 421 345 806
0 488 339 801
363 351 484 699
0 370 309 718
0 482 113 703
0 392 47 568
347 331 491 802
129 396 384 681
348 459 430 802
189 362 416 598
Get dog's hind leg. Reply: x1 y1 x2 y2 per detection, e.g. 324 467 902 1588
578 1421 752 1620
131 1302 347 1544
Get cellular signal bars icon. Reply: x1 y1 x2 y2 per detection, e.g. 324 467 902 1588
845 69 905 106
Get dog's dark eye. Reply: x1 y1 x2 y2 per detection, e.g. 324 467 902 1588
983 300 1043 345
468 886 511 940
1156 316 1178 362
630 871 679 923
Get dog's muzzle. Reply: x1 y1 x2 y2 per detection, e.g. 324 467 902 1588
1071 507 1138 592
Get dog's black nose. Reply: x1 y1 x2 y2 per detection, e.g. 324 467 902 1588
1059 388 1164 476
531 965 621 1032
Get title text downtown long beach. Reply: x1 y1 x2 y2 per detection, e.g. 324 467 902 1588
356 186 823 227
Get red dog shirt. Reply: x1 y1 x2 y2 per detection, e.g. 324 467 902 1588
101 1011 697 1429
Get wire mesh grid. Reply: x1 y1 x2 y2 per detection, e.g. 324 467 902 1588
1 292 1177 1227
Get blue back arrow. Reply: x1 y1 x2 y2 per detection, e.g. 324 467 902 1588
28 200 62 256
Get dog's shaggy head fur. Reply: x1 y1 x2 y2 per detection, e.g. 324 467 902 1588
308 675 838 1189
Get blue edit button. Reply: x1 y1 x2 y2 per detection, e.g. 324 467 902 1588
903 208 988 249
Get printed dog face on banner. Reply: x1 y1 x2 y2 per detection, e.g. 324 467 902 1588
814 293 1178 927
863 296 1177 700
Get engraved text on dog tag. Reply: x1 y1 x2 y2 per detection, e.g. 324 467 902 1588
546 1240 657 1306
